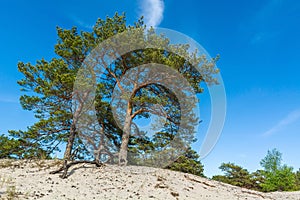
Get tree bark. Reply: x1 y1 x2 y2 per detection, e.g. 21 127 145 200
63 91 89 160
118 102 132 166
63 123 76 160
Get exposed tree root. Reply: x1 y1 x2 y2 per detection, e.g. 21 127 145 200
50 160 104 179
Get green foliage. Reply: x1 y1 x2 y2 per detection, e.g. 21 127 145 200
260 149 297 192
295 169 300 190
165 147 204 177
212 162 260 190
0 135 21 159
4 13 131 160
260 148 282 173
0 134 49 159
212 150 299 192
249 170 265 191
3 12 219 176
261 165 296 192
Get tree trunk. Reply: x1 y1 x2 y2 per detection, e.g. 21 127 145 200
63 91 89 161
119 102 132 166
63 123 76 160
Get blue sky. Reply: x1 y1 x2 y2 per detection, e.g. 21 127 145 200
0 0 299 177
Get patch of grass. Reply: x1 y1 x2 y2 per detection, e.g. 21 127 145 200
32 158 63 170
50 158 63 167
32 160 46 169
6 185 18 200
0 175 12 187
0 160 14 169
0 175 21 200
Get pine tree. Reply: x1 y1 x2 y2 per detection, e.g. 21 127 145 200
212 162 259 189
5 13 219 174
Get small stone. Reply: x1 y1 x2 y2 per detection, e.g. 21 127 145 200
171 192 179 197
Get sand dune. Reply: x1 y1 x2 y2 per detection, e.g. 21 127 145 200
0 159 299 200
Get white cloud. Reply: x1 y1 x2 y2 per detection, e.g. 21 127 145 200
139 0 164 27
263 109 300 136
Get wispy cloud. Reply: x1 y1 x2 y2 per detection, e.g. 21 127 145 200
69 15 93 29
238 153 247 158
263 109 300 136
245 0 284 44
139 0 164 27
0 96 19 104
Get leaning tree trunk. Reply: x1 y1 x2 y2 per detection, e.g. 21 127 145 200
118 102 133 166
63 123 76 160
51 102 103 179
51 121 103 179
63 91 89 160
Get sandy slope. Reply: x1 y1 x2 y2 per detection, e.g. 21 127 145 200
0 160 299 200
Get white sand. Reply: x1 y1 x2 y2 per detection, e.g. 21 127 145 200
0 159 300 200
